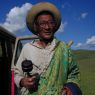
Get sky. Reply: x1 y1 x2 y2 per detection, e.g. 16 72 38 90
0 0 95 50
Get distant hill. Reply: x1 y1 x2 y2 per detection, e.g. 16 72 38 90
73 50 95 63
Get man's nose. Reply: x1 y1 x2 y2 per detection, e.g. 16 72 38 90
45 24 50 29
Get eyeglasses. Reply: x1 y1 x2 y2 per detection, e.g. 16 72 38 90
37 20 56 27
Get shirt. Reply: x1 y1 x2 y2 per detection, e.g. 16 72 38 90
14 38 56 95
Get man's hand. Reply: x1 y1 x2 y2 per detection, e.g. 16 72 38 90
20 76 36 89
62 87 72 95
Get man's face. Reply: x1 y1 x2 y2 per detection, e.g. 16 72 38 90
35 14 56 40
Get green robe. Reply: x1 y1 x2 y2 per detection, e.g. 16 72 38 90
28 40 80 95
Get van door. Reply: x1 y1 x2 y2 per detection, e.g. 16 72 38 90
0 37 14 95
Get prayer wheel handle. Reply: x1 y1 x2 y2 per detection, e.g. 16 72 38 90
68 40 73 47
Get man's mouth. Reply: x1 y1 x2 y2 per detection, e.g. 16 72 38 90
44 31 52 35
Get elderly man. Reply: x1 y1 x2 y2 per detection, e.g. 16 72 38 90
15 2 82 95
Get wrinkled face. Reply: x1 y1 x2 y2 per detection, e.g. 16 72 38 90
35 14 56 40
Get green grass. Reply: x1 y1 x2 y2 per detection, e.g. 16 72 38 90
73 50 95 95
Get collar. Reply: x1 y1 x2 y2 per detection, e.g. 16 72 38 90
29 37 58 49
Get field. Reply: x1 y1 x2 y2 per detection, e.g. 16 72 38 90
73 50 95 95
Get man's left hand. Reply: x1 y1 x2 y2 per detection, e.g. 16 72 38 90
62 87 72 95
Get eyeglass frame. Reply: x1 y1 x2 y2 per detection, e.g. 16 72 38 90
35 20 56 28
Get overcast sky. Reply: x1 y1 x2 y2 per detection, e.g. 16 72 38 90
0 0 95 50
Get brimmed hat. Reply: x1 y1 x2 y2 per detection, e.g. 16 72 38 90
26 2 61 35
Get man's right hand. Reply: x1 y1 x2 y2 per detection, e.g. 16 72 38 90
20 76 36 89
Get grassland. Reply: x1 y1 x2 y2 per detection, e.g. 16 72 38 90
73 50 95 95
